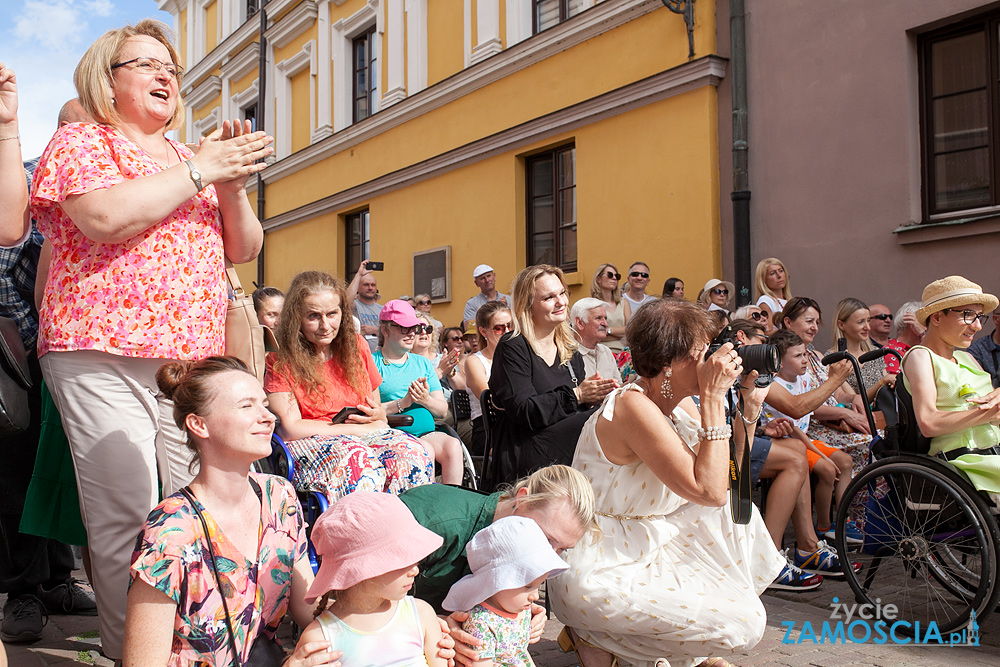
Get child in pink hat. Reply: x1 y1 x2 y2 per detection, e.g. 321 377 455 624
290 492 447 666
442 516 568 667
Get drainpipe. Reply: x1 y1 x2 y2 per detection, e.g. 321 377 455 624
255 0 268 287
730 0 752 307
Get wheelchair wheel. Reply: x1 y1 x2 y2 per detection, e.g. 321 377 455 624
834 455 1000 636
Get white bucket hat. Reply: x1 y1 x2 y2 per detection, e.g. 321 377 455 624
441 516 569 612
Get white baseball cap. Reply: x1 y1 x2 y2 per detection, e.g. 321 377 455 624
473 264 494 279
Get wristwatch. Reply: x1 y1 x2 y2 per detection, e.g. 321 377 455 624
184 159 203 191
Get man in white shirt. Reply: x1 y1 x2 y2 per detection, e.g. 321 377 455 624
463 264 509 329
571 297 622 383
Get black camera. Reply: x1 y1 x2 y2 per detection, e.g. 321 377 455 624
705 325 781 388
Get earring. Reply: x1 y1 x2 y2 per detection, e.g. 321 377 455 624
660 368 673 399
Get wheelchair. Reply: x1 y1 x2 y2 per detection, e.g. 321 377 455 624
829 348 1000 636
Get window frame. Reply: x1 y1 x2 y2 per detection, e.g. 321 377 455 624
525 144 577 272
919 13 1000 219
352 25 378 124
532 0 585 34
345 209 371 282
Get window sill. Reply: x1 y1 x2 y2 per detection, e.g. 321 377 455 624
563 271 582 287
893 210 1000 245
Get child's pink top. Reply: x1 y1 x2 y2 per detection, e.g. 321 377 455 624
30 122 226 360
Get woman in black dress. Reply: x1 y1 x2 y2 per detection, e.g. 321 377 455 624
488 265 617 485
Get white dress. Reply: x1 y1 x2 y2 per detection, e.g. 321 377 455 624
549 385 784 667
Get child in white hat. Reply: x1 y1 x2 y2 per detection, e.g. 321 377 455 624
442 516 569 667
291 492 447 666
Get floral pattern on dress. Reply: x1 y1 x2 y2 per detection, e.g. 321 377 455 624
130 473 307 667
462 604 533 667
30 122 226 360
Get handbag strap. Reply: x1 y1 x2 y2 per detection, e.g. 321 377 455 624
180 480 264 667
225 259 246 298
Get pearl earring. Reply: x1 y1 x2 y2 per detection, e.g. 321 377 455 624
660 368 673 399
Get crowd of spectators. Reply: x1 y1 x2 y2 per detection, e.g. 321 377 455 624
3 18 1000 667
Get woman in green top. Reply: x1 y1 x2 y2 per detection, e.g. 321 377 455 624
903 276 1000 496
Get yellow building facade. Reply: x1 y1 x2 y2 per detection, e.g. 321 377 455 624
159 0 725 327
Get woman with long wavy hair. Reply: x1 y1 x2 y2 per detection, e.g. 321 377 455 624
264 271 433 502
589 263 626 355
488 265 617 485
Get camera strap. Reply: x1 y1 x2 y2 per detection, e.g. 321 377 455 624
727 389 752 525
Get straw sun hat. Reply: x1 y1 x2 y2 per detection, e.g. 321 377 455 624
915 276 998 325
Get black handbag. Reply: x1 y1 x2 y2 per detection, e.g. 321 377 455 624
0 316 32 434
180 482 286 667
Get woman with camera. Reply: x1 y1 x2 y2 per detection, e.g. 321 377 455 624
550 299 783 667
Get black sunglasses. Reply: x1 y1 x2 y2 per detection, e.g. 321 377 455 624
417 300 432 306
604 270 621 281
871 313 893 321
630 271 649 279
416 324 433 334
711 288 729 296
749 311 764 321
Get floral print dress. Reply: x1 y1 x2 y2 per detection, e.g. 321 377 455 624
130 473 307 666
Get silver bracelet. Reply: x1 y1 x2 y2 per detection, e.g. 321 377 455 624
697 424 733 442
739 405 762 424
0 134 18 142
396 398 402 414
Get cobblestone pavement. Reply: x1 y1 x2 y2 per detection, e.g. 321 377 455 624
4 568 998 665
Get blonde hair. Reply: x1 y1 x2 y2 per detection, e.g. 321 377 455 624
832 297 872 354
497 465 598 539
74 19 184 131
272 271 369 404
754 258 792 302
510 265 577 365
589 264 621 304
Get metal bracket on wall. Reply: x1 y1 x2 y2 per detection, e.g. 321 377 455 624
662 0 695 60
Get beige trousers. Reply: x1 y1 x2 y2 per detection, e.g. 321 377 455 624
40 350 196 660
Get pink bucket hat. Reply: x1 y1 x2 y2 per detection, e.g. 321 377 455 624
379 299 422 328
303 492 443 603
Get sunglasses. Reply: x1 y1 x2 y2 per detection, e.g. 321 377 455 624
711 288 729 296
417 300 432 306
749 311 764 321
390 323 419 335
445 336 462 342
870 313 893 321
416 324 433 334
604 271 621 281
630 271 649 279
492 322 513 334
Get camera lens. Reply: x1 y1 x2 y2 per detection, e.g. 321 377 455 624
738 344 781 375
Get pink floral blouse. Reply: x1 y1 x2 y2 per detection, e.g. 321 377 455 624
29 122 226 360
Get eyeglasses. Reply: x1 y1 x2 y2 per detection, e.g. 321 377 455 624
445 336 462 343
871 313 893 321
417 300 432 306
604 271 621 281
415 324 433 334
111 57 184 80
749 311 764 321
492 322 513 334
390 323 419 335
943 309 989 325
630 272 649 279
712 288 729 296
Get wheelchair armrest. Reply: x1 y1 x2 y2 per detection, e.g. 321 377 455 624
388 414 414 428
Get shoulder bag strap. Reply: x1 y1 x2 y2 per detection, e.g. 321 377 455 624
179 486 245 667
225 260 245 298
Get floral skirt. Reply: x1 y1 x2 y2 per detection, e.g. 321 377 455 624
283 428 433 502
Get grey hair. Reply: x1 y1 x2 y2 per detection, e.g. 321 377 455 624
892 301 922 337
571 297 608 326
733 304 761 321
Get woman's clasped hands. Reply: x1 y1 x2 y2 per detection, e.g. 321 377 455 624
699 342 743 399
192 118 274 192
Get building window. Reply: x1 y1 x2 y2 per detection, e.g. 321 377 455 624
353 26 377 123
346 209 370 280
526 145 576 270
247 0 259 19
533 0 586 33
243 103 257 132
920 15 1000 216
